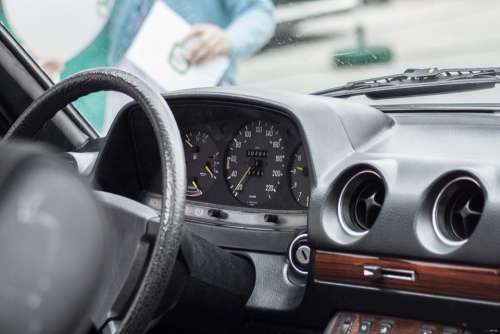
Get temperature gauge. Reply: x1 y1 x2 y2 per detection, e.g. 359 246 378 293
183 130 221 197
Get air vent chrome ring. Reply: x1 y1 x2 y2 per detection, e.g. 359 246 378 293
338 169 386 236
432 176 485 246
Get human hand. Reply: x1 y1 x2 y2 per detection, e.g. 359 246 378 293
184 24 231 65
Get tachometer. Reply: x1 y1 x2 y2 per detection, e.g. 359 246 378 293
183 130 220 197
226 121 285 206
290 145 310 208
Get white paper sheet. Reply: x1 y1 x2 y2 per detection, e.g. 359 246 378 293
3 0 112 62
125 1 230 91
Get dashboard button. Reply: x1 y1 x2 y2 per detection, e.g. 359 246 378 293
359 320 372 334
340 318 353 334
207 209 227 219
421 325 436 334
379 322 392 334
264 214 279 223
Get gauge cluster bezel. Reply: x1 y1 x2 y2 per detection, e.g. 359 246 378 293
173 100 308 211
131 99 310 212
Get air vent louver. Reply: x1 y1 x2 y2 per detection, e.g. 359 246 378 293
338 169 386 234
432 176 485 244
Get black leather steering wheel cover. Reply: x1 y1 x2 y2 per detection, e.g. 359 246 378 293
4 68 186 334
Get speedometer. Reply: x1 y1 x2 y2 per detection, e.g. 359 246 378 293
225 121 285 206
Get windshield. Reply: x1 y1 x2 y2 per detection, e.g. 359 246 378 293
1 0 499 134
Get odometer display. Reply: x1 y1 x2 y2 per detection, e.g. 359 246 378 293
225 121 285 206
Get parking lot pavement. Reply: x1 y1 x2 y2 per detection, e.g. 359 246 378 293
238 0 500 94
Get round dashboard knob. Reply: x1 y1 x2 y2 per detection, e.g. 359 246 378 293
288 233 310 275
296 244 311 266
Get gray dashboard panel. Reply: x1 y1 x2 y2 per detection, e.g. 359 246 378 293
103 85 500 268
165 88 500 267
91 87 500 329
312 112 500 267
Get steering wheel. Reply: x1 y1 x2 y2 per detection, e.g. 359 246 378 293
3 68 187 333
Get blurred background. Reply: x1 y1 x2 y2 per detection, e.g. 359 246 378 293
1 0 500 133
240 0 500 93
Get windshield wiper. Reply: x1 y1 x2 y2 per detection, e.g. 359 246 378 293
314 67 500 99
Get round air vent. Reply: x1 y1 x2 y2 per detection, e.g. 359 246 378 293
432 176 485 245
338 169 386 235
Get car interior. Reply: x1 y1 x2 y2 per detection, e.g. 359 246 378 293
1 12 500 334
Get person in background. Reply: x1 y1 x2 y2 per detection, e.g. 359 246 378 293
108 0 276 85
0 0 275 132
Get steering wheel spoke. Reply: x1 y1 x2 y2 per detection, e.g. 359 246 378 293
92 192 159 330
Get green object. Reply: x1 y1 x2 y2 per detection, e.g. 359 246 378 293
61 31 111 133
169 42 191 74
334 26 393 67
0 7 110 133
0 9 15 35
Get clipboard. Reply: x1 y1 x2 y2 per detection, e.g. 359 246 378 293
125 1 230 91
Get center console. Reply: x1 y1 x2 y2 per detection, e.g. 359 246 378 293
324 312 469 334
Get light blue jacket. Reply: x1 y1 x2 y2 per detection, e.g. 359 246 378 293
108 0 276 84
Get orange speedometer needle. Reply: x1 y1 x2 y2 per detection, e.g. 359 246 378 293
233 166 252 196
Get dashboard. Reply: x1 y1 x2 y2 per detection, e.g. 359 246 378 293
92 87 500 331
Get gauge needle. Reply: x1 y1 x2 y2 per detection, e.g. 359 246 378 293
184 138 194 149
191 180 202 193
296 166 308 176
233 166 252 196
204 164 215 179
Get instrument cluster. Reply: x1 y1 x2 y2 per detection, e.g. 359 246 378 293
175 102 310 211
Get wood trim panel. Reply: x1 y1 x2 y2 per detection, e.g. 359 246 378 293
330 312 464 334
315 251 500 302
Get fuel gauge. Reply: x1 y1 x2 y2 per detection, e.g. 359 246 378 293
183 130 221 197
